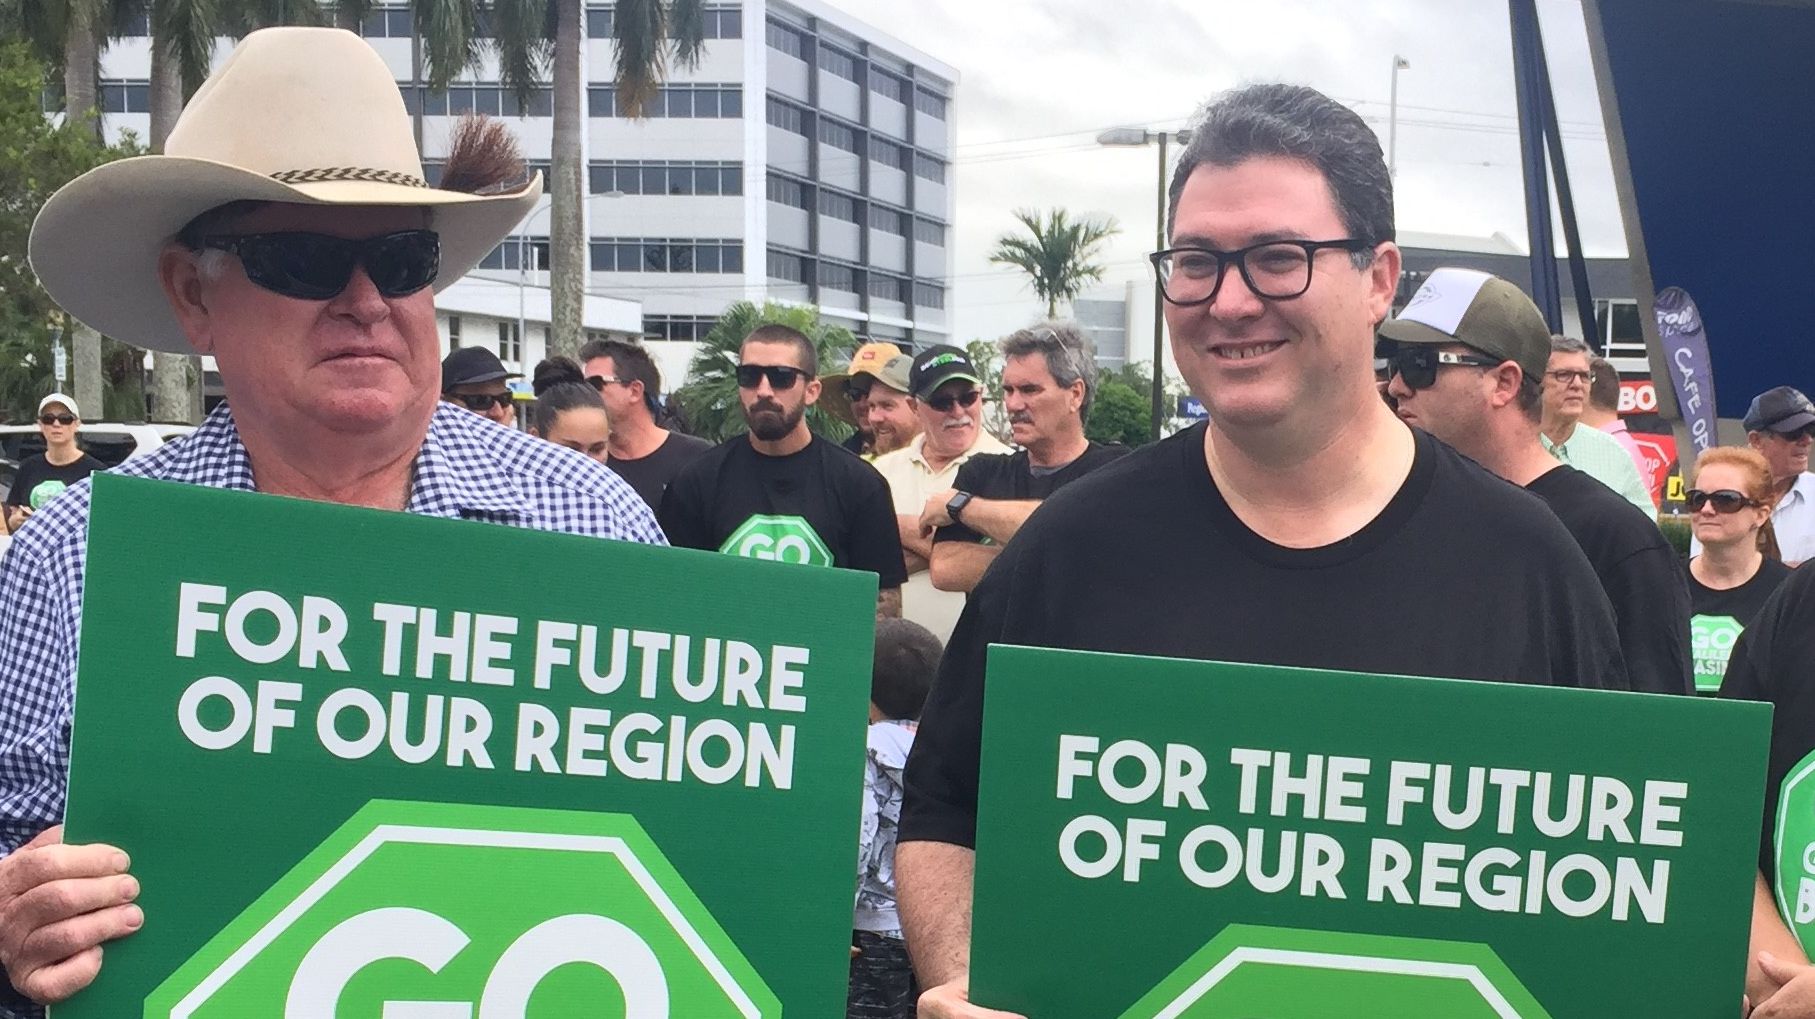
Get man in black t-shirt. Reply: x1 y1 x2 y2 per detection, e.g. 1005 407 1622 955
1382 267 1689 695
659 324 906 617
579 338 710 510
917 322 1127 594
898 85 1626 1019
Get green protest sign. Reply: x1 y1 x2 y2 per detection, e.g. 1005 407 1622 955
970 647 1771 1018
59 473 877 1017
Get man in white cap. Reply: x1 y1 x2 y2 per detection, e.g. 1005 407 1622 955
0 27 661 1011
2 395 105 535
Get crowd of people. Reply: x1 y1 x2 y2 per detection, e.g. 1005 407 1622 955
5 22 1815 1019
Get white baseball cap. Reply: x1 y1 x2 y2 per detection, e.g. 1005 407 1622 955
38 393 79 418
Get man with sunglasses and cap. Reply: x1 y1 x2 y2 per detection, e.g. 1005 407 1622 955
659 324 906 618
1383 267 1690 695
440 346 521 427
0 28 663 1014
1742 387 1815 566
898 84 1625 1019
872 347 1009 641
3 395 105 537
822 341 907 459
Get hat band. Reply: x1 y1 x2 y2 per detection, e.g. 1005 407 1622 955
269 166 428 188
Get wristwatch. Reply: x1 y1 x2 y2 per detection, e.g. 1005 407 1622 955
946 491 973 523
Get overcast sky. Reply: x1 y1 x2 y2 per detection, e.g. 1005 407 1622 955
829 0 1627 350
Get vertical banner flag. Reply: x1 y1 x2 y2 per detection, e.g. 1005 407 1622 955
58 473 876 1017
1655 286 1719 456
970 647 1769 1018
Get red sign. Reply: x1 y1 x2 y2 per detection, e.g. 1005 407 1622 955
1619 380 1659 415
1631 431 1677 506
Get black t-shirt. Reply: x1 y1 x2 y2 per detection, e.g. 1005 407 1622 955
1690 557 1792 694
902 423 1629 848
658 434 907 586
1720 563 1815 892
1525 465 1694 696
4 453 105 511
934 441 1129 545
606 430 713 510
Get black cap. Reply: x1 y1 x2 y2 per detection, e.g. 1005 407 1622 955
441 347 520 391
908 345 983 399
1744 386 1815 434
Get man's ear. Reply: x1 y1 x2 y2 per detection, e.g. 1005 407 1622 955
158 246 217 355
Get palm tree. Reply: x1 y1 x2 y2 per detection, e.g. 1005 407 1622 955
988 207 1120 318
672 301 856 443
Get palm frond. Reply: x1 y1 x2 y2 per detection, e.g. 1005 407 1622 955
611 0 665 119
412 0 481 92
489 0 551 109
150 0 219 92
667 0 703 69
988 207 1120 317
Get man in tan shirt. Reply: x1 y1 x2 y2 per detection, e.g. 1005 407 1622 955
872 346 1009 641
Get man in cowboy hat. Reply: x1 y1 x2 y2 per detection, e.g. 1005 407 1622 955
0 27 662 1011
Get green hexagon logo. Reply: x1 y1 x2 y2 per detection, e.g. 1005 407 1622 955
144 800 778 1018
719 515 834 566
1118 924 1554 1019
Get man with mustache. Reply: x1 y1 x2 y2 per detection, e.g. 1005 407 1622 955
918 323 1127 595
659 324 906 617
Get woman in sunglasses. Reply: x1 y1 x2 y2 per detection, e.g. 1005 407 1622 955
3 393 105 535
528 357 611 465
1686 447 1789 695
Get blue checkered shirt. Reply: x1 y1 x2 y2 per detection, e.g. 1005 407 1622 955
0 401 663 864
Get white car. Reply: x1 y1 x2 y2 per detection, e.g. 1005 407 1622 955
0 422 195 563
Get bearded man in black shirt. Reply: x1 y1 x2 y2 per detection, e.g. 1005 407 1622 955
1383 267 1690 695
898 84 1627 1019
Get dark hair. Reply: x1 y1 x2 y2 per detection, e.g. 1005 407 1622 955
871 618 942 721
1168 83 1393 269
742 324 818 376
1588 356 1620 412
529 356 606 436
1516 372 1543 423
579 337 662 417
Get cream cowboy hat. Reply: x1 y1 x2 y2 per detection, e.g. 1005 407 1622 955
29 26 541 355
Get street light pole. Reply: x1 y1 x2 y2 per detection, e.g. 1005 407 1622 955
1389 55 1410 177
1098 125 1183 441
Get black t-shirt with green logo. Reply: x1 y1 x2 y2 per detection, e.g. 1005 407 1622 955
903 423 1630 849
4 453 105 512
657 433 906 585
1689 557 1792 694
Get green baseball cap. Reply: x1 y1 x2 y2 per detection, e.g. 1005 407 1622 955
1377 267 1550 384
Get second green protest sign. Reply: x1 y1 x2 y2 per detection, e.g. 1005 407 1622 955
60 473 878 1017
970 647 1770 1018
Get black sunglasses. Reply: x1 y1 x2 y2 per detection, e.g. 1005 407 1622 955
196 229 440 301
1687 488 1760 514
924 389 982 413
736 364 808 390
1379 346 1500 391
843 379 874 401
586 375 632 391
38 414 75 426
448 392 515 412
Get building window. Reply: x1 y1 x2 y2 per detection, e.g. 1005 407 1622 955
590 238 744 274
869 274 907 303
415 83 552 118
914 152 947 184
706 6 743 38
448 315 462 350
818 118 859 154
871 138 908 171
915 281 946 309
870 70 907 104
477 236 551 271
643 315 719 342
591 84 742 119
498 321 522 365
99 80 151 114
359 6 414 37
767 248 809 283
869 205 907 235
818 45 859 82
766 173 809 209
818 190 858 223
591 160 743 196
766 96 808 135
766 18 806 59
913 217 946 246
819 260 858 293
914 87 949 120
586 5 614 37
121 9 151 35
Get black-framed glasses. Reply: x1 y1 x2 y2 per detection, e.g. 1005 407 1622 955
924 389 982 413
195 229 440 301
38 414 75 426
1545 369 1596 386
1687 488 1760 514
447 392 514 412
1378 346 1501 391
736 364 808 390
586 375 631 391
1766 424 1815 441
1149 238 1374 306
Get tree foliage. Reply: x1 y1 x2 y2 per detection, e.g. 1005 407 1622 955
672 301 857 444
1085 378 1151 447
963 338 1011 444
987 207 1119 318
